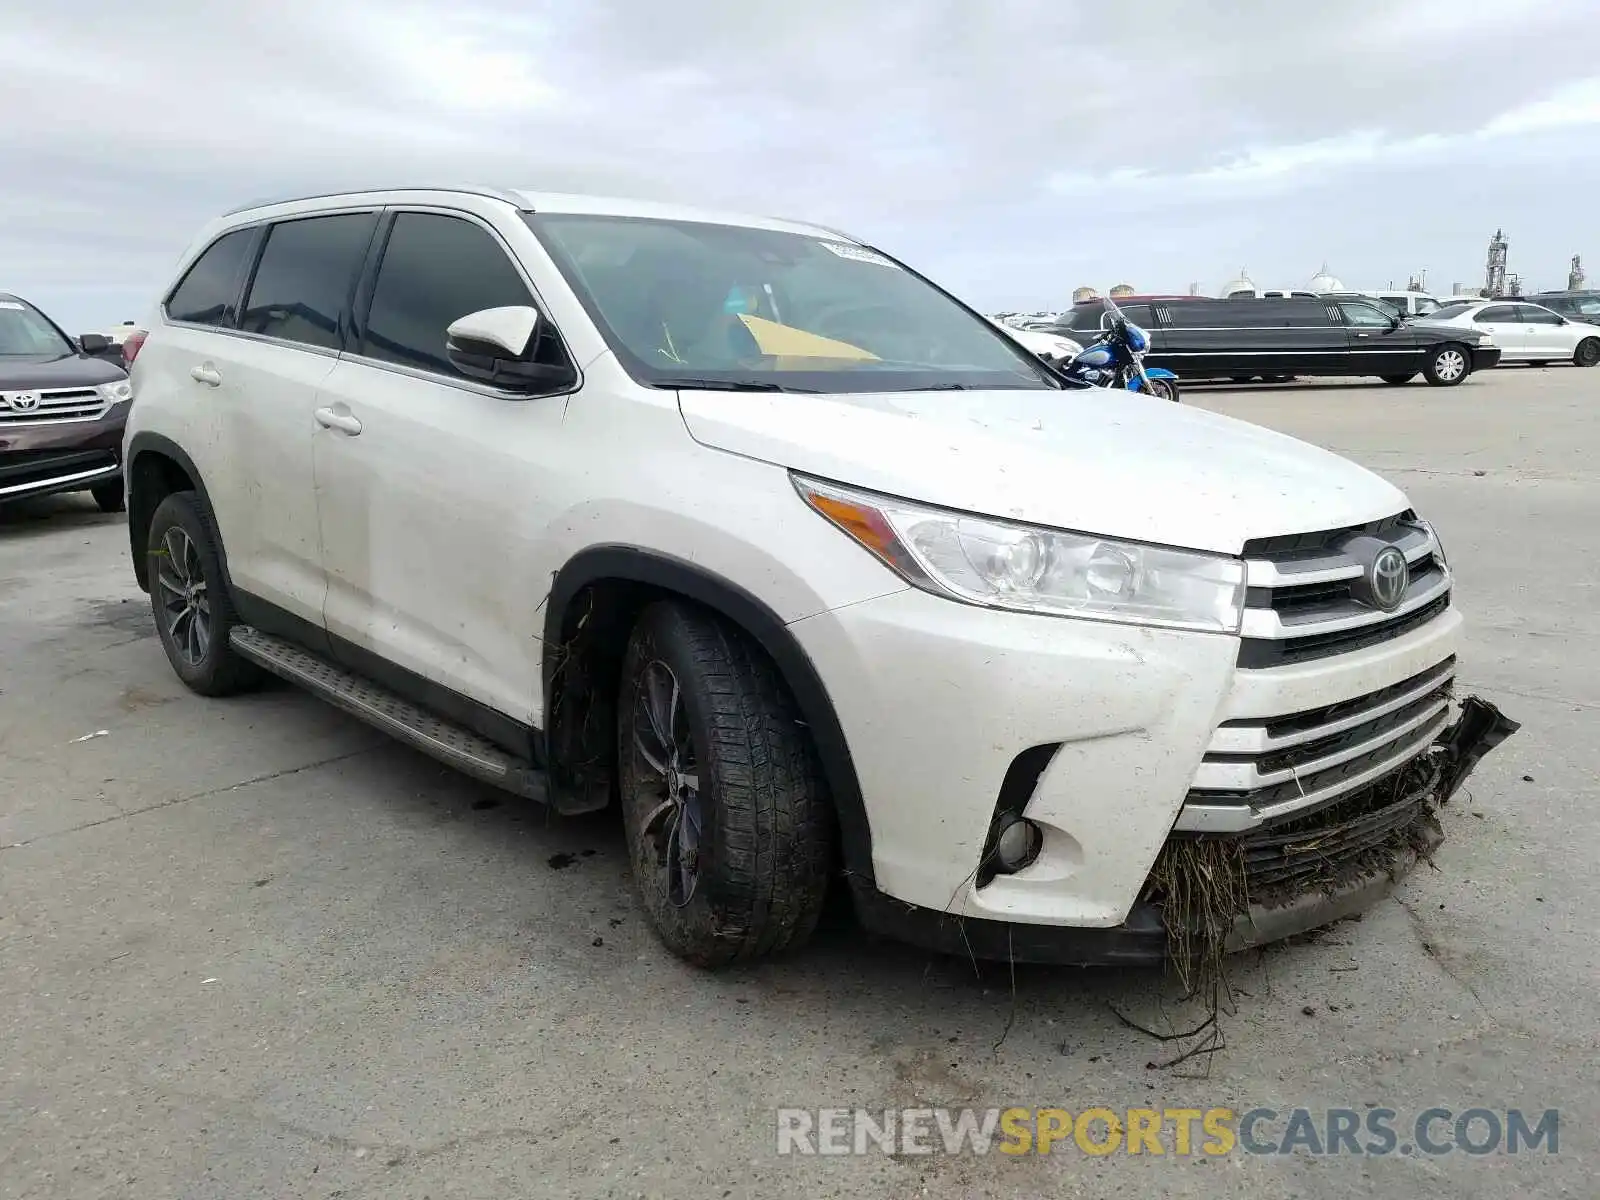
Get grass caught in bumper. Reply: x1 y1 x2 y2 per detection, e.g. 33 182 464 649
853 697 1518 973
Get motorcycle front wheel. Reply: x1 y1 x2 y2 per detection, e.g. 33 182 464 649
1142 378 1180 402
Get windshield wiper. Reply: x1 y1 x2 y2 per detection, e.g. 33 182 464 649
653 377 815 393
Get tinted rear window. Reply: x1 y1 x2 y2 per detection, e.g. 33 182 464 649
240 213 377 350
1162 300 1331 329
166 229 255 327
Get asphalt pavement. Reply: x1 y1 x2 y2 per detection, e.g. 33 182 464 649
2 366 1593 1198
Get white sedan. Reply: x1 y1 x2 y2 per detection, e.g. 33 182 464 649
1420 300 1600 367
989 318 1084 363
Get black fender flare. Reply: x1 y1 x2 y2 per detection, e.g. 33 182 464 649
125 432 231 594
544 545 876 885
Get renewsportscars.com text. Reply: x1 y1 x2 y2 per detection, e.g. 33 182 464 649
776 1106 1560 1157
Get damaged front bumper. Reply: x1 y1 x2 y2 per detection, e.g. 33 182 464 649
852 697 1518 967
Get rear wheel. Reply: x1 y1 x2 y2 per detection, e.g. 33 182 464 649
147 492 262 696
91 481 125 513
1423 344 1470 387
617 600 833 967
1574 338 1600 367
1380 374 1417 385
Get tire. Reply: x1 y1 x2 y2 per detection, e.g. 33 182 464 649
1142 378 1180 402
146 492 262 696
1423 344 1470 386
1380 374 1417 385
617 600 833 967
1575 338 1600 367
91 480 125 513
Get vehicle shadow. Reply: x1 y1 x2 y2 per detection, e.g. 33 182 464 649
0 492 125 540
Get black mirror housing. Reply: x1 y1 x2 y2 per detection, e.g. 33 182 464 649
79 333 111 354
446 338 576 393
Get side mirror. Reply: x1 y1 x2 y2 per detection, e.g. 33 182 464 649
78 333 112 354
445 306 575 392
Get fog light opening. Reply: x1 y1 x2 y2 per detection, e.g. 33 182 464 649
991 814 1043 875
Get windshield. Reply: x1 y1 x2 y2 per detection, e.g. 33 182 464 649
0 299 74 357
525 214 1055 393
1428 302 1475 320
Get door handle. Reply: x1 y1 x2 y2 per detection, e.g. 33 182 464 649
314 407 362 436
189 364 222 387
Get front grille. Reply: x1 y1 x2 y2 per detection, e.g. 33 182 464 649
0 449 118 491
1239 758 1439 892
0 387 108 425
1237 514 1451 667
1173 657 1456 833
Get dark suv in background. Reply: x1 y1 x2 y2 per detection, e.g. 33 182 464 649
0 292 132 513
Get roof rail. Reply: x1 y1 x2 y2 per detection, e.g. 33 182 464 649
221 183 524 217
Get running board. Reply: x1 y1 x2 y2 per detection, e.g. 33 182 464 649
229 626 549 804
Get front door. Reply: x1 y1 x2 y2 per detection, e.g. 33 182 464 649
1515 305 1569 359
1334 299 1414 374
312 209 574 728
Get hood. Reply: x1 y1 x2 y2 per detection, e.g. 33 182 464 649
678 387 1409 556
0 353 127 391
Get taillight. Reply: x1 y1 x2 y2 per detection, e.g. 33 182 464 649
122 330 147 365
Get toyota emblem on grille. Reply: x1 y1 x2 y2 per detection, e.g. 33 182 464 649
1367 547 1409 611
2 391 40 412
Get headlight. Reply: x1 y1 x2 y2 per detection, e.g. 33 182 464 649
793 476 1246 633
98 380 133 403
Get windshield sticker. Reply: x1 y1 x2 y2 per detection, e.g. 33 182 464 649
819 241 897 268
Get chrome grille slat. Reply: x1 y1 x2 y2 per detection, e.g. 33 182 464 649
0 386 110 425
1237 513 1452 668
1173 708 1450 833
1209 657 1456 754
1192 690 1451 790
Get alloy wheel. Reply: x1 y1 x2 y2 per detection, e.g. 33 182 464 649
154 526 211 666
1435 350 1466 382
630 660 704 908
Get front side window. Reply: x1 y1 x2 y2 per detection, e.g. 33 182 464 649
361 212 558 378
1516 305 1562 325
1337 301 1394 328
0 298 74 357
526 213 1053 393
240 213 377 350
1413 297 1440 315
166 229 256 327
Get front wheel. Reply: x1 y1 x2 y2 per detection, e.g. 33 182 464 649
1574 338 1600 367
1142 377 1180 402
617 600 833 967
1423 344 1470 386
1380 373 1417 386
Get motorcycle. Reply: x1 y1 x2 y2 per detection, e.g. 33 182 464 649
1054 298 1180 402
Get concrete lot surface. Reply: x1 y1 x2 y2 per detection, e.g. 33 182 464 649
2 368 1594 1198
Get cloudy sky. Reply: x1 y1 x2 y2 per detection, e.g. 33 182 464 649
5 0 1599 330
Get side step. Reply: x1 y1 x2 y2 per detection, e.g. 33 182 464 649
229 626 549 803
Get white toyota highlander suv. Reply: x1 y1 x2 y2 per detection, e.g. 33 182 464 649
125 186 1467 968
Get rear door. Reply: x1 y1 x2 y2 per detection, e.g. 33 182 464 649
220 210 380 628
1471 303 1526 359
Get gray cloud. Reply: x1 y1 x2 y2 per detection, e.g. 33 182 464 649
4 0 1597 329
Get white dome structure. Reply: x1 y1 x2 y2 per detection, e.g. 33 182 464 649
1309 263 1344 293
1221 269 1255 297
